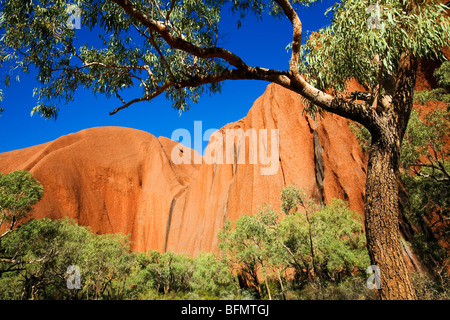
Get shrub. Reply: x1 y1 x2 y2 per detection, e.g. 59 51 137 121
0 217 134 300
218 185 371 299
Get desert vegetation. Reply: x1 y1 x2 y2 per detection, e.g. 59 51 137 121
0 172 447 300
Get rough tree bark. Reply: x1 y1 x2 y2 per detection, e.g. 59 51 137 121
363 53 418 300
365 138 416 299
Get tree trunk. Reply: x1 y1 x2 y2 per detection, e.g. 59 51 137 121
265 278 272 300
364 133 417 300
277 270 287 300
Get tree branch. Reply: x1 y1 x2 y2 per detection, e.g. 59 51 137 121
274 0 302 74
165 0 177 23
392 52 419 137
107 0 377 129
412 164 450 182
430 218 450 229
110 0 248 69
278 73 379 131
348 91 374 102
109 82 171 115
150 0 165 19
0 229 13 240
0 216 16 240
0 256 47 265
109 67 291 114
145 28 176 83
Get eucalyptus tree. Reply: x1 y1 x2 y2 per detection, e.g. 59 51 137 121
0 170 43 274
0 170 43 240
1 0 449 299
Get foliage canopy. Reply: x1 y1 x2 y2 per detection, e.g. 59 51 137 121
0 0 448 120
0 170 43 237
219 185 370 298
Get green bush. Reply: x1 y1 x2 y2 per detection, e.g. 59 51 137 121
0 170 43 233
4 182 444 300
0 217 134 300
125 250 194 298
190 252 239 298
218 185 371 299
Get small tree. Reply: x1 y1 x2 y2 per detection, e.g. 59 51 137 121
278 187 369 286
128 250 195 297
219 186 370 299
0 170 43 240
399 61 449 281
190 252 238 298
218 208 277 299
280 185 319 279
0 170 45 292
0 217 134 300
403 62 450 183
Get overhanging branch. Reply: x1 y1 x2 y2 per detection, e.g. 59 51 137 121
274 0 302 73
109 67 291 115
110 0 248 69
107 0 377 129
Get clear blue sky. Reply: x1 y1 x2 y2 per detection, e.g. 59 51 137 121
0 1 334 155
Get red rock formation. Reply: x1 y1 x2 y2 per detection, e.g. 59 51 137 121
0 84 368 255
165 84 367 255
0 127 201 252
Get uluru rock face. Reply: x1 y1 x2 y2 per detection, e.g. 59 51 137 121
164 84 367 255
0 84 368 254
0 127 201 252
